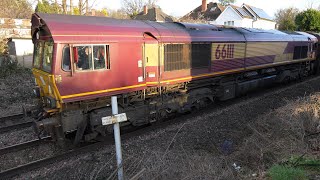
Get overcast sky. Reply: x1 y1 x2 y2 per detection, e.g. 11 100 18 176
97 0 319 18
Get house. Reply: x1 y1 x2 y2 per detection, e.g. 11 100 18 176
135 6 174 22
242 4 276 29
181 0 276 29
214 3 276 29
0 18 33 68
180 0 225 22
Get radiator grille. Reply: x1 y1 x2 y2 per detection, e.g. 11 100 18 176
164 43 211 71
293 46 308 60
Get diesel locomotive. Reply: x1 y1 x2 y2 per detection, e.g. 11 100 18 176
30 13 320 144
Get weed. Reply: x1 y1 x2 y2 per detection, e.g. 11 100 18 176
288 156 320 172
268 165 307 180
0 60 31 78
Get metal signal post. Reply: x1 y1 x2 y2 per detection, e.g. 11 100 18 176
102 96 127 180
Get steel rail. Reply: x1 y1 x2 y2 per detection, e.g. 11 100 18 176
0 137 52 155
0 113 24 124
0 140 106 180
0 121 34 134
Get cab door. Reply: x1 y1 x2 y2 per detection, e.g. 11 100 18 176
143 34 159 86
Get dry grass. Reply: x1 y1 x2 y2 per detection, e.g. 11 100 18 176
229 93 320 179
0 62 34 115
113 93 320 179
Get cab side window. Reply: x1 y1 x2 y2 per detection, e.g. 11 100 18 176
76 46 93 71
33 41 43 69
74 45 110 71
42 41 53 72
62 46 71 71
93 45 110 70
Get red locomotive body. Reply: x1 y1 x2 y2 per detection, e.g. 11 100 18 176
30 13 319 143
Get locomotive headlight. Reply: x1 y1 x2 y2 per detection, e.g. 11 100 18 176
47 98 51 105
33 86 40 98
36 31 40 39
45 96 56 108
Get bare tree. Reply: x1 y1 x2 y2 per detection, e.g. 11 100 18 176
0 0 33 19
78 0 84 14
62 0 67 14
76 0 98 15
107 8 130 19
306 0 315 9
274 7 299 31
121 0 143 17
85 0 89 15
121 0 158 18
147 0 158 7
70 0 73 14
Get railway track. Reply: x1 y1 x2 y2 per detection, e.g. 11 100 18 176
1 75 320 179
0 113 34 133
0 121 34 134
0 138 113 179
0 113 25 125
0 136 52 155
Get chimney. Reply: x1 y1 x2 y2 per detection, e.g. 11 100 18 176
143 5 148 15
202 0 207 12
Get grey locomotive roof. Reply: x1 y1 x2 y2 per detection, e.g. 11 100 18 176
33 13 314 44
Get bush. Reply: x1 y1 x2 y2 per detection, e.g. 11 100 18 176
0 56 30 78
0 60 34 108
0 38 8 55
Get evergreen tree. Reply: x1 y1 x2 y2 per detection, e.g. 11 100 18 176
218 0 236 6
36 0 61 14
295 9 320 32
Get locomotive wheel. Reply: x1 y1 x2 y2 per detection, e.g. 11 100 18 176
158 109 169 120
194 97 211 110
199 97 211 109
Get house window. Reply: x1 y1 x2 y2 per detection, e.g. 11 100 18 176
224 21 235 26
210 7 216 12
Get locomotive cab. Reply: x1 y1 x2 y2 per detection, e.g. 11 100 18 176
32 41 61 113
31 15 62 114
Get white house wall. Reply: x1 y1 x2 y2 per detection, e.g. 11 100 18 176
12 39 33 56
253 19 276 29
215 7 242 26
240 18 253 28
213 5 276 29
